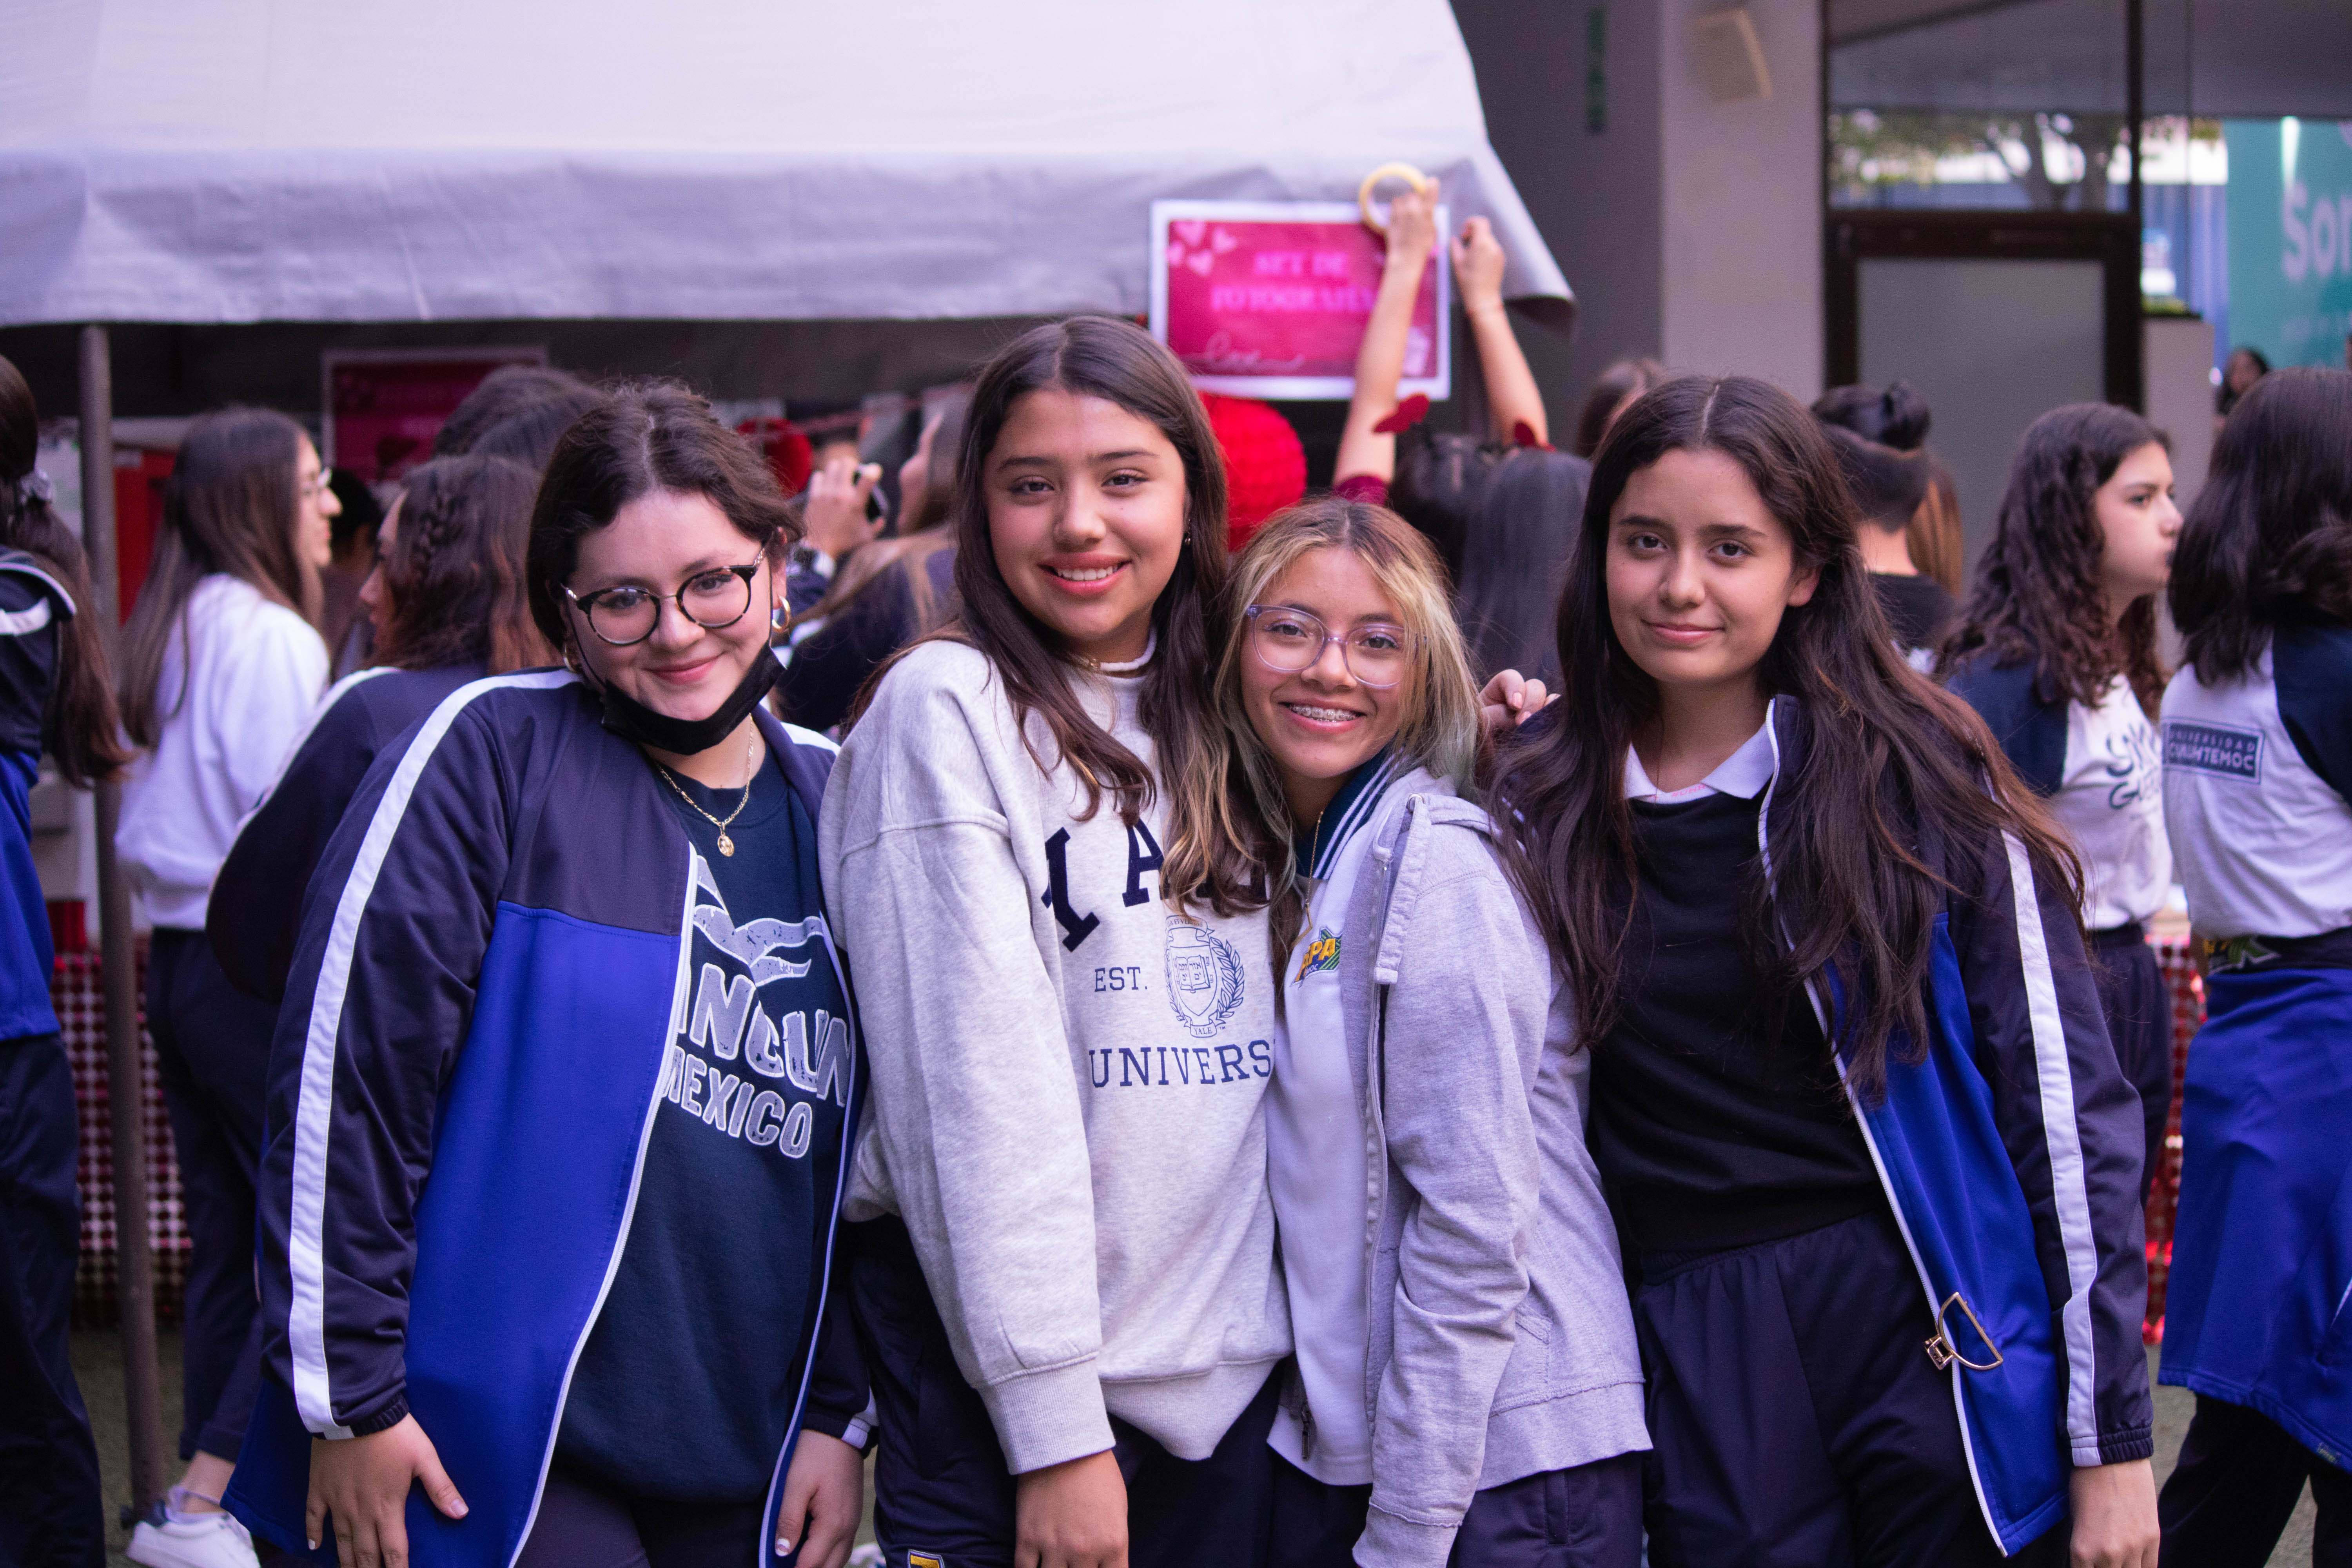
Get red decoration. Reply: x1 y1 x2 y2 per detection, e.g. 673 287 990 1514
1201 393 1307 552
738 417 815 497
1372 394 1430 435
1512 420 1554 451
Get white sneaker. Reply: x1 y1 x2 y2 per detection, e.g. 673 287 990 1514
124 1489 261 1568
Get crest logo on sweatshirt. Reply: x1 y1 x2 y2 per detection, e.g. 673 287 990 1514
1294 927 1341 983
1164 921 1246 1037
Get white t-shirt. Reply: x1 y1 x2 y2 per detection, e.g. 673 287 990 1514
2050 677 2169 931
1266 751 1405 1486
118 575 328 929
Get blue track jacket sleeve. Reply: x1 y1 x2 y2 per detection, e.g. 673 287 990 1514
1947 823 2154 1466
254 694 517 1439
1947 656 2066 799
2276 626 2352 805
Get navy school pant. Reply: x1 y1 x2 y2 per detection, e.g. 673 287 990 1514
2090 923 2172 1203
0 1033 106 1568
515 1463 769 1568
1635 1207 2069 1568
1268 1448 1642 1568
849 1216 1280 1568
146 928 276 1465
2158 1393 2352 1566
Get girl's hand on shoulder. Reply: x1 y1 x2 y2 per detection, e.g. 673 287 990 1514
1479 668 1554 736
1452 216 1508 315
1014 1449 1127 1568
305 1414 467 1567
776 1428 864 1568
2069 1458 2159 1568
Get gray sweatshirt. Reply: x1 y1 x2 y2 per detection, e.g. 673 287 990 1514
1331 769 1649 1568
819 640 1289 1472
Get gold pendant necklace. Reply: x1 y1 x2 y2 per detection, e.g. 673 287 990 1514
656 733 759 857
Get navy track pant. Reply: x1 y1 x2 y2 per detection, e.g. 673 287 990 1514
1634 1208 2066 1568
1268 1448 1643 1568
515 1463 768 1568
0 1032 106 1568
147 928 276 1464
2159 1393 2352 1566
849 1216 1280 1568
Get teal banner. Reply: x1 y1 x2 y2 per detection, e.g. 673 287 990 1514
2226 118 2352 368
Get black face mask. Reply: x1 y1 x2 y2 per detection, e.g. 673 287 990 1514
590 648 777 755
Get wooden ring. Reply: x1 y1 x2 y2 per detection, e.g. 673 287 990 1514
1357 162 1431 233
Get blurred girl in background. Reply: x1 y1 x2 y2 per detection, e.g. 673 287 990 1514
1939 404 2179 1198
115 407 333 1568
0 353 126 1568
2154 367 2352 1565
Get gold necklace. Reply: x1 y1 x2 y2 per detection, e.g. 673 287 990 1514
656 733 759 857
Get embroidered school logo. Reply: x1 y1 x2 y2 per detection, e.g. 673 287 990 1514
2163 720 2262 782
1295 927 1341 982
1165 921 1246 1037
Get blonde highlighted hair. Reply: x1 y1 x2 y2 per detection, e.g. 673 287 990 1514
1163 496 1482 933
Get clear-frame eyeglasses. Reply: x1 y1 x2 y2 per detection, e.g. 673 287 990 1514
1243 604 1417 687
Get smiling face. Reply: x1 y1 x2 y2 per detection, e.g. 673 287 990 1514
2092 439 2181 620
1605 447 1818 700
562 488 780 736
293 436 339 570
985 387 1189 664
1240 546 1409 826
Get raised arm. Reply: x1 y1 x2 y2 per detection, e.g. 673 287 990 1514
1453 216 1548 449
1334 185 1441 488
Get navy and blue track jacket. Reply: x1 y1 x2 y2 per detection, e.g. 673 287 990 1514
222 671 867 1567
1945 654 2066 797
0 549 68 1041
208 662 485 1005
1758 699 2151 1553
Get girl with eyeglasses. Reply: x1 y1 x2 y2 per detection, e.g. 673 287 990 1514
1489 376 2156 1566
225 385 867 1568
1172 497 1648 1567
112 406 336 1568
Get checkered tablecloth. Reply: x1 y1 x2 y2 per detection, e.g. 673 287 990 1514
58 947 189 1326
2142 940 2201 1343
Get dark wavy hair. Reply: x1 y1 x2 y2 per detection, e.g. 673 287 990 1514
374 456 552 674
120 407 321 748
435 364 589 458
0 356 127 785
870 316 1241 906
1573 356 1670 459
2172 367 2352 684
1453 446 1591 682
526 381 800 653
1390 430 1502 582
1491 375 2077 1099
470 385 608 474
1936 403 2168 718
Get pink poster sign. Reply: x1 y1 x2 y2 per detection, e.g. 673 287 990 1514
1149 200 1450 401
323 348 547 488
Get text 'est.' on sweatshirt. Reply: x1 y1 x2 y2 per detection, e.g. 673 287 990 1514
820 639 1289 1473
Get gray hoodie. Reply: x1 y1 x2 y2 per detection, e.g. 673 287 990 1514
1328 767 1648 1568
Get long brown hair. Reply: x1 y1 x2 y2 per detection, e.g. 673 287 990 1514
1492 376 2078 1099
0 356 128 785
119 407 322 748
374 456 554 674
872 317 1236 900
1936 403 2168 717
2171 367 2352 684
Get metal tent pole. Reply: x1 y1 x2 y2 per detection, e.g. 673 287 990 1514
78 322 168 1518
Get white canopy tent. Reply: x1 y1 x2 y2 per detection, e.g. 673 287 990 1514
0 0 1570 326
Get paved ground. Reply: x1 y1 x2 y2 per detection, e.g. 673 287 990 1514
74 1334 2313 1564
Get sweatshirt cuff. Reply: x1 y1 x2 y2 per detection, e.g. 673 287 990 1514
2087 1426 2155 1466
338 1395 410 1438
1355 1503 1459 1568
977 1360 1114 1475
803 1396 878 1452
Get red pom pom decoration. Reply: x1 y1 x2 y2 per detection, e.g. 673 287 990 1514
1200 392 1307 552
1372 394 1431 435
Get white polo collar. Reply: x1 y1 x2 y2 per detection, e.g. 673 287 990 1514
1623 708 1779 804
